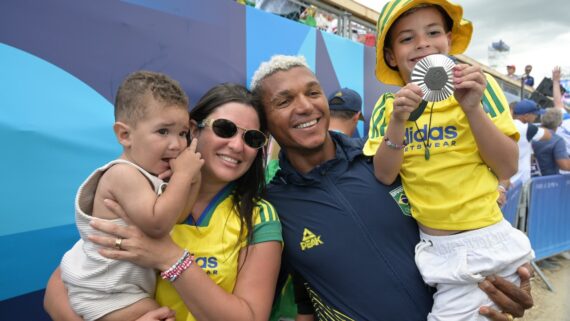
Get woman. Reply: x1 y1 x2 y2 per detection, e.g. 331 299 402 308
44 83 282 321
532 107 570 175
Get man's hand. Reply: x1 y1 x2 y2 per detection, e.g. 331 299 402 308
497 183 508 207
479 264 534 320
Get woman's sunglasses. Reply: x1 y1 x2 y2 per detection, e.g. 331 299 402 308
198 118 268 149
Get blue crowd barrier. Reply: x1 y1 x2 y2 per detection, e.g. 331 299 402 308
501 180 522 227
526 175 570 261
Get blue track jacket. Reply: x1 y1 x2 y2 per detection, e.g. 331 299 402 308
266 132 433 321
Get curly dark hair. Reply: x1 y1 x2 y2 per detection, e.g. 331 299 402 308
114 70 189 125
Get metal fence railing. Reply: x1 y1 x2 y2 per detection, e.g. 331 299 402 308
501 174 570 291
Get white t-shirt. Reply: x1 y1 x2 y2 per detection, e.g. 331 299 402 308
511 119 546 184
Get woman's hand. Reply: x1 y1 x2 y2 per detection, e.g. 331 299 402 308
88 199 184 271
478 264 534 320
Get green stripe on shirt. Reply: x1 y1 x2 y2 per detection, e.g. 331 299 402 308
371 94 391 138
485 76 506 114
252 220 283 244
259 199 280 222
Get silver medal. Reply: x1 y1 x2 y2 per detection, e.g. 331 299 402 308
411 54 455 102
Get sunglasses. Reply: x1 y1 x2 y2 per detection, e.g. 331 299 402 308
198 118 268 149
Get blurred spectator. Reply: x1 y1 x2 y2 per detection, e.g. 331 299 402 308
506 64 518 80
315 12 331 31
532 108 570 175
352 28 365 42
522 64 535 87
328 88 363 137
552 66 570 173
510 100 551 184
256 0 303 21
236 0 255 6
362 32 376 47
325 14 338 34
299 5 317 27
315 12 338 34
552 66 570 151
352 26 375 46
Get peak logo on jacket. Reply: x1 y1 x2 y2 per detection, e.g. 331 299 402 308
300 228 323 251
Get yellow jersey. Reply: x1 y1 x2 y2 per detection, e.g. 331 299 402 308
155 184 282 320
364 75 519 230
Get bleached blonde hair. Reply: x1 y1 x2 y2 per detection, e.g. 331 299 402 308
249 55 310 93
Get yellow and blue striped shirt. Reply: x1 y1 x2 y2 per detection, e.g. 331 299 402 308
155 184 282 321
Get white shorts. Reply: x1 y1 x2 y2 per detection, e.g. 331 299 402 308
415 220 535 321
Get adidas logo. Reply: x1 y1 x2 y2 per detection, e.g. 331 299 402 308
300 228 324 251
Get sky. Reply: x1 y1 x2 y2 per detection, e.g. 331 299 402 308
354 0 570 84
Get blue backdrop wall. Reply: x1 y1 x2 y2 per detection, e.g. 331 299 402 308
0 0 394 318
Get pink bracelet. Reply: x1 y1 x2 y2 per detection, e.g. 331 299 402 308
160 249 194 282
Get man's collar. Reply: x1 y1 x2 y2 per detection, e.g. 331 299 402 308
274 132 364 185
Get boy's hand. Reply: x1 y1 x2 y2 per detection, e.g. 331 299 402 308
169 138 204 181
552 66 561 82
453 63 486 114
392 83 423 122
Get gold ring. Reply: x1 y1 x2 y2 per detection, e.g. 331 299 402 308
114 237 123 250
504 312 514 321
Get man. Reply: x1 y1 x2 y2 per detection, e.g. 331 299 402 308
552 66 570 160
510 99 551 184
523 64 534 87
327 87 363 137
532 108 570 175
506 65 518 80
251 55 533 321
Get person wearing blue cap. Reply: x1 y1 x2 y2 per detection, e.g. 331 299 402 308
511 99 551 184
327 88 364 137
513 99 545 119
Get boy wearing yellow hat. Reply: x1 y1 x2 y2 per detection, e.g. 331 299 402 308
363 1 534 320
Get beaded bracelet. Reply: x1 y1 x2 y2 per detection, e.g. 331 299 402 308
160 249 194 282
383 136 407 150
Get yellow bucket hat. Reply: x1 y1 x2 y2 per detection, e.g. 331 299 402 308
375 0 473 86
